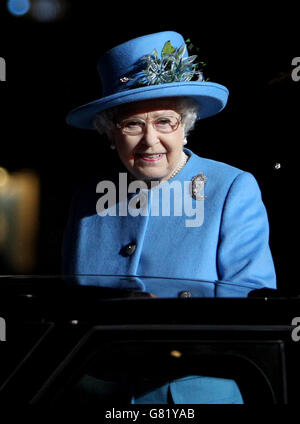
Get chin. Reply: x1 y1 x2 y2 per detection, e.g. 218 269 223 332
132 168 165 181
135 173 161 182
143 176 163 183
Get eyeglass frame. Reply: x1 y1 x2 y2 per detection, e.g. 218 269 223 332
115 114 182 135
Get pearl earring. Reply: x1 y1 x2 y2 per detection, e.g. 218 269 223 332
183 138 188 145
110 144 116 150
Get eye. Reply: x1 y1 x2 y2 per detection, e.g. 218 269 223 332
154 116 179 131
155 117 172 126
123 119 144 129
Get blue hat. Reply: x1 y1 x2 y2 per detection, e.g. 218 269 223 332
66 31 229 130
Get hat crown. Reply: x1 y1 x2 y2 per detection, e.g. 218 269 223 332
97 31 187 96
66 30 229 129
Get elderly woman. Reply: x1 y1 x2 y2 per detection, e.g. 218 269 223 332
63 31 276 404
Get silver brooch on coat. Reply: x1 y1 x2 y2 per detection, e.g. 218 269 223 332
190 173 207 200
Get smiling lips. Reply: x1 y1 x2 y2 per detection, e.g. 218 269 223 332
134 153 165 162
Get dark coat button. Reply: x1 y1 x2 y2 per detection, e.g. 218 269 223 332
178 291 192 298
124 243 136 256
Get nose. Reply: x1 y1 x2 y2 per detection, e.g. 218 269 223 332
140 122 160 147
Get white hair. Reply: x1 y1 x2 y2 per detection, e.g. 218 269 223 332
93 97 200 140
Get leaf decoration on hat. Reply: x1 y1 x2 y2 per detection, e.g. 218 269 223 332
186 38 210 81
123 41 206 89
162 41 176 55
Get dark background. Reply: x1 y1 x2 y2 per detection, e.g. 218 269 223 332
0 1 299 292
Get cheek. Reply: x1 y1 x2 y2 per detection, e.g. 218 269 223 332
122 151 136 165
164 132 184 153
118 148 134 163
115 137 136 163
127 152 135 160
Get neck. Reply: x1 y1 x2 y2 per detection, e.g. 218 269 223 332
162 151 189 183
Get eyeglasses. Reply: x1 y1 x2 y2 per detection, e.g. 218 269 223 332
115 115 181 135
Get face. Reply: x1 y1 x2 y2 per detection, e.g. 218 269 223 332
111 99 186 183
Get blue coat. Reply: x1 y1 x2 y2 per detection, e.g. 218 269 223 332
62 148 276 403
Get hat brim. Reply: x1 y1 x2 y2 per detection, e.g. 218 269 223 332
66 81 229 130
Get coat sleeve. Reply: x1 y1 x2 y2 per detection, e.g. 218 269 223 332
217 171 276 289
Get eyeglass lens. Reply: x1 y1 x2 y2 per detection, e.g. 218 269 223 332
118 116 180 134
